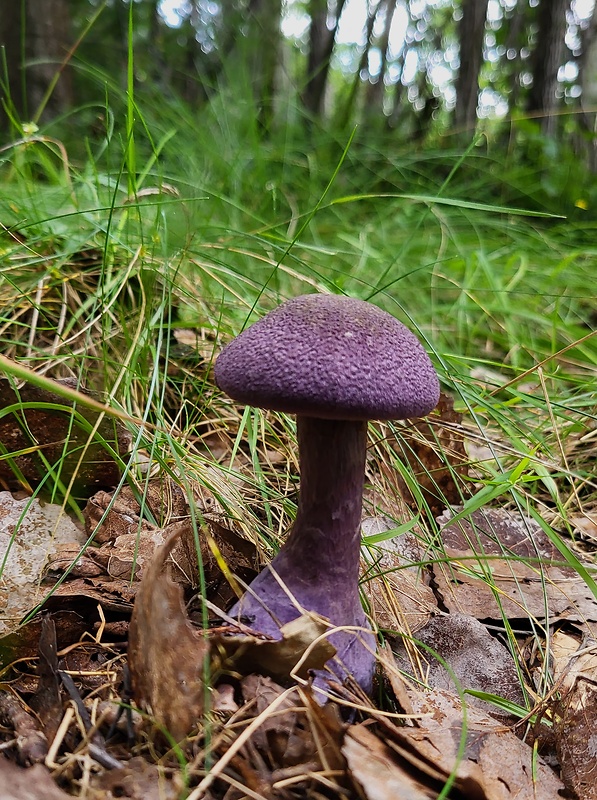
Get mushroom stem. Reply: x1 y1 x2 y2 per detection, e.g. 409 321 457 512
282 416 367 590
230 415 375 690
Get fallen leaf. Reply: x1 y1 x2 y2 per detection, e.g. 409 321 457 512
392 613 525 719
45 543 104 578
0 611 86 664
212 614 336 684
47 508 258 626
396 689 564 798
84 482 257 607
172 328 216 362
84 477 192 544
90 756 182 800
361 516 437 635
366 666 566 799
390 392 471 515
239 675 308 766
0 492 86 634
569 511 597 543
344 724 437 799
433 506 597 623
227 679 346 793
102 530 172 580
128 525 209 741
553 634 597 799
0 757 73 799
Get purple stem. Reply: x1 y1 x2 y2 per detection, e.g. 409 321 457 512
229 416 375 691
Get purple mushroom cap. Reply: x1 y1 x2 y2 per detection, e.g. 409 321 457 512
214 293 440 421
214 294 439 697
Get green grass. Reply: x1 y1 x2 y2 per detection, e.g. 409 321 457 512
1 79 597 755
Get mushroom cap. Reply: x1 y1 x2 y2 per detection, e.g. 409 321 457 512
214 294 440 421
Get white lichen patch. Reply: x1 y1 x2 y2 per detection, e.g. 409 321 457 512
0 492 86 634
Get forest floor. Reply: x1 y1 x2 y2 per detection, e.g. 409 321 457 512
0 119 596 798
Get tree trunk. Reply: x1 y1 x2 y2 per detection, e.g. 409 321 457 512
302 0 349 119
526 0 569 137
337 0 382 128
365 0 401 119
246 0 283 132
453 0 489 136
577 1 597 169
0 0 74 128
502 0 528 117
384 0 411 130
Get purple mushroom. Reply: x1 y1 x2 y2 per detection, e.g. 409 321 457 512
214 294 439 693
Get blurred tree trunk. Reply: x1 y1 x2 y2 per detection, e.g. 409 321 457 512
384 1 411 130
147 0 168 90
0 1 23 126
365 0 401 119
453 0 489 137
413 73 439 143
181 1 203 105
177 0 239 106
246 0 283 132
337 0 382 128
302 0 349 118
577 1 597 169
526 0 569 137
384 57 405 129
502 0 528 117
0 0 73 128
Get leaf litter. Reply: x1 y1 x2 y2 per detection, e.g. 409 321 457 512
0 492 86 634
0 378 131 499
0 387 593 797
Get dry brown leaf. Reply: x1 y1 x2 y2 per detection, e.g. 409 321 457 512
466 733 565 799
101 530 172 580
361 516 437 635
83 482 258 609
552 634 597 799
44 575 137 615
128 524 209 741
46 507 257 630
0 756 73 799
433 506 597 623
0 492 86 634
84 478 192 544
227 679 347 794
0 378 131 497
172 328 216 362
569 511 597 543
397 690 565 798
45 543 104 578
370 667 566 799
551 629 597 684
392 613 525 718
344 724 437 799
90 756 182 800
239 675 317 768
212 614 336 684
391 392 471 515
0 611 86 664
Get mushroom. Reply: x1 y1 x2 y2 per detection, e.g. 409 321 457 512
214 294 439 693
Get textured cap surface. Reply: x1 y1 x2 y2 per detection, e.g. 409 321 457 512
215 294 440 421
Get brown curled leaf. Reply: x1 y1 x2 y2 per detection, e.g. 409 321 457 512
128 524 209 742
